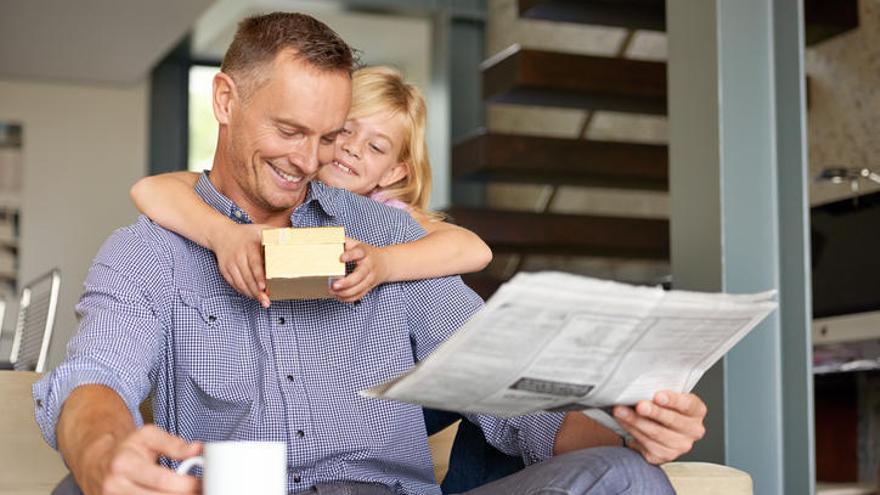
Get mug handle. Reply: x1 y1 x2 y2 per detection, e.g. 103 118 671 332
176 456 204 475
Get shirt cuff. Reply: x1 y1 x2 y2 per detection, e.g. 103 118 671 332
33 365 144 450
512 411 566 465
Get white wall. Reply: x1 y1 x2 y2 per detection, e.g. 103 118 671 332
0 78 147 368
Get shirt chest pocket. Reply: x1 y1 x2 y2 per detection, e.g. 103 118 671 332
174 289 261 404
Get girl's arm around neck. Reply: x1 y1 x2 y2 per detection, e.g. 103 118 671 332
380 208 493 283
129 171 230 251
130 171 271 306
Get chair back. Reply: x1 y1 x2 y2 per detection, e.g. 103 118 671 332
9 269 61 372
0 298 7 347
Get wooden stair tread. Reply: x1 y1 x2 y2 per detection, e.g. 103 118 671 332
447 207 669 259
461 273 506 300
519 0 664 31
453 132 668 190
483 47 667 115
518 0 858 46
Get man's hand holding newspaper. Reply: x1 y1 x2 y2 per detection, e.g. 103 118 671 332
363 271 776 464
613 391 707 464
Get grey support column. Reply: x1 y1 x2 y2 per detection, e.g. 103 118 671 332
429 6 488 209
667 0 813 493
149 36 191 175
774 1 815 494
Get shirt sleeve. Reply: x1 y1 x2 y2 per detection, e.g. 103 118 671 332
397 216 566 465
463 412 566 465
32 226 169 449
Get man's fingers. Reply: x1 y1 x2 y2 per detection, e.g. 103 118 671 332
615 406 693 453
136 425 202 460
655 391 707 419
103 428 202 495
123 461 200 494
624 426 679 465
634 400 704 440
636 401 706 441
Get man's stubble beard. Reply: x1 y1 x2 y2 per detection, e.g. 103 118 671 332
224 135 286 214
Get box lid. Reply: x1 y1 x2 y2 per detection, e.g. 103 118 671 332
262 226 345 246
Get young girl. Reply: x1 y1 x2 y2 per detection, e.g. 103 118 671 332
131 66 492 307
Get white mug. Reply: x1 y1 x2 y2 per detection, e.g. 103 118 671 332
176 441 287 495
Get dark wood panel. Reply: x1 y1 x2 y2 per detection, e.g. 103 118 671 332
804 0 859 46
483 47 667 115
814 372 859 482
462 273 505 300
518 0 858 46
453 132 668 190
519 0 664 31
447 207 669 259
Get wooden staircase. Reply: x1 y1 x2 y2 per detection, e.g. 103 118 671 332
482 46 666 114
518 0 859 46
452 0 857 298
453 132 667 190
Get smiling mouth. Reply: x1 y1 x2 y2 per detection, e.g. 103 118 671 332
267 162 304 183
332 160 357 176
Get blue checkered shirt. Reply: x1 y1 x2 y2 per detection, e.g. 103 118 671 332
34 174 565 494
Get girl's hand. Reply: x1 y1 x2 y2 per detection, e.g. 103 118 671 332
209 223 271 308
331 237 391 303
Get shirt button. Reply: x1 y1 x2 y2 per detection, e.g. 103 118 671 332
277 316 285 325
296 429 305 438
293 475 302 483
286 374 295 382
35 399 43 408
234 210 243 219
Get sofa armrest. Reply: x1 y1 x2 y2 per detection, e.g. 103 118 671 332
661 461 753 495
0 371 69 495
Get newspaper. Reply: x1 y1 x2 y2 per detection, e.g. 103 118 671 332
362 272 777 417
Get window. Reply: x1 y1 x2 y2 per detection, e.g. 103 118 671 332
188 65 219 172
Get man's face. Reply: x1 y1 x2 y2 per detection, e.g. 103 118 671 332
222 52 351 215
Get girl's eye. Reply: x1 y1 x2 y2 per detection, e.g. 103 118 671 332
370 144 384 154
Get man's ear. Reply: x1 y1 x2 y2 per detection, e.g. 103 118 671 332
212 72 238 125
378 161 409 188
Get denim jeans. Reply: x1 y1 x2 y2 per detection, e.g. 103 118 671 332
302 447 674 495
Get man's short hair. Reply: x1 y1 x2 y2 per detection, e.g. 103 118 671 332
221 12 357 99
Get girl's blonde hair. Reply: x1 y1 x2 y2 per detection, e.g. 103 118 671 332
348 66 439 218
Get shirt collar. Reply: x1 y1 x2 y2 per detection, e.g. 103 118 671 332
193 172 339 224
305 180 339 218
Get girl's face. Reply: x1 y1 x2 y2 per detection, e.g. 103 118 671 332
318 109 409 196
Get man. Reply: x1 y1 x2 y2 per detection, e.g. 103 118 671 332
36 12 705 495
